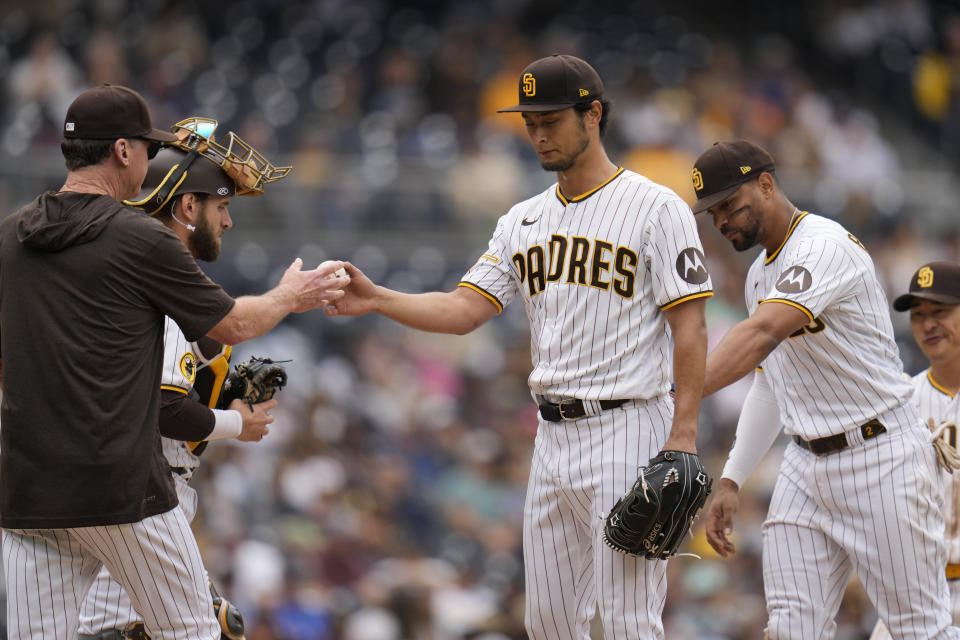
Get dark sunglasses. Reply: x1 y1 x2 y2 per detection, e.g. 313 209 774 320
137 138 161 159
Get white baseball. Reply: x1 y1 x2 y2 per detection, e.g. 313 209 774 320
318 260 347 280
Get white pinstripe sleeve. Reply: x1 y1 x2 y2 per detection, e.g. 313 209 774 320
762 236 860 319
645 197 713 308
460 215 520 312
159 317 198 393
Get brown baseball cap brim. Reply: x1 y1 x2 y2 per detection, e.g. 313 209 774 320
497 103 582 113
690 183 746 214
141 128 178 142
893 291 960 311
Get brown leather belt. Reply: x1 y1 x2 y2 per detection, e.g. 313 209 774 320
539 398 629 422
792 419 887 455
78 623 149 640
947 564 960 581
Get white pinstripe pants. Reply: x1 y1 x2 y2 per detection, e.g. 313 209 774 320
78 474 201 635
523 396 672 640
763 421 959 640
870 582 960 639
2 504 219 640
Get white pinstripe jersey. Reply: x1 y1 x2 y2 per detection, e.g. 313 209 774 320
159 317 226 478
460 168 713 400
746 212 913 439
911 369 960 564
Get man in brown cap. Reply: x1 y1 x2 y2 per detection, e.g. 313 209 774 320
866 261 960 639
327 54 713 639
0 87 348 639
76 126 293 640
695 140 958 639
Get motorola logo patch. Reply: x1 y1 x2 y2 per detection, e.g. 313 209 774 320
676 248 709 284
776 266 812 293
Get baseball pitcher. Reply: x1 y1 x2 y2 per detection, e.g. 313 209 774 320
327 54 713 639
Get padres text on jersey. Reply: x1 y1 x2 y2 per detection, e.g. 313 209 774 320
460 169 713 400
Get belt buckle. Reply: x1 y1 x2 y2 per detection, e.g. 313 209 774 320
558 400 579 421
123 623 150 640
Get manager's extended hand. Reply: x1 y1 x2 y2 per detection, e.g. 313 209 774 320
278 258 350 313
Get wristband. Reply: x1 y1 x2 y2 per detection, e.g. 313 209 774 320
207 409 243 441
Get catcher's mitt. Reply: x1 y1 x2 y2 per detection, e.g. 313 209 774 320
218 356 289 409
603 450 712 559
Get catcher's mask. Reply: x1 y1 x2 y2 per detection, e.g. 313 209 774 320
124 117 292 214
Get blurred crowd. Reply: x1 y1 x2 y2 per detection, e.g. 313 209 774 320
2 0 960 638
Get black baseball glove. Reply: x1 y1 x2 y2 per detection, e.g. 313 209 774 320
218 356 289 409
603 450 712 559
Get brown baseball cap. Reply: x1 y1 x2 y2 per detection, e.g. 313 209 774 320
497 54 604 113
63 84 178 142
893 261 960 311
691 140 776 214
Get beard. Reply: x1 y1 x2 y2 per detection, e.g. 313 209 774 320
188 211 222 262
539 120 590 172
726 210 762 252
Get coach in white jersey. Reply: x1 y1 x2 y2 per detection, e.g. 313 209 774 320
868 261 960 639
694 140 958 640
76 142 284 640
327 54 712 639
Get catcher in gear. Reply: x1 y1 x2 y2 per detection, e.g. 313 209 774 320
604 450 712 559
77 118 293 640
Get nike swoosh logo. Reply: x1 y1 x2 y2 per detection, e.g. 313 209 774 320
521 217 540 226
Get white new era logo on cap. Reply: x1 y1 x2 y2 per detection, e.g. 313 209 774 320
217 187 229 195
65 122 75 132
